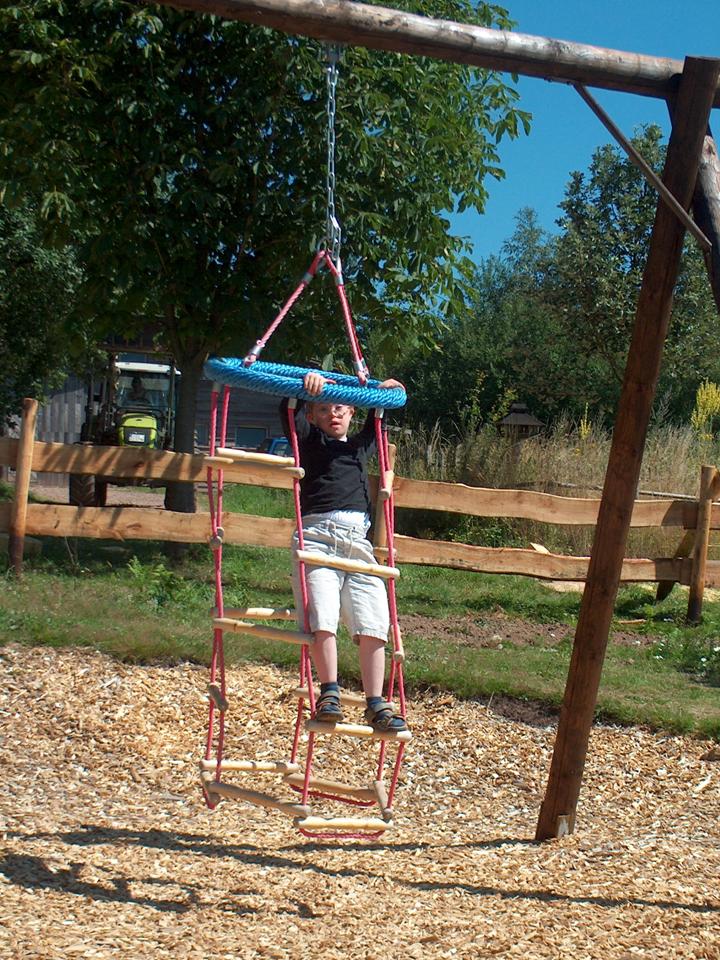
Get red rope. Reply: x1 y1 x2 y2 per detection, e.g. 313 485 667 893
241 248 369 387
287 402 317 778
203 387 232 807
323 255 369 384
244 250 326 365
374 414 407 796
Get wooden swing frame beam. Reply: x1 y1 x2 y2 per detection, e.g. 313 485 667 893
151 0 719 104
150 0 720 841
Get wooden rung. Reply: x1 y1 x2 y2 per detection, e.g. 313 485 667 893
284 773 376 803
293 686 367 708
391 629 405 664
373 780 392 820
199 759 300 774
223 606 296 621
205 454 302 478
202 778 311 817
305 719 412 743
207 682 229 712
294 816 392 833
213 617 313 645
215 446 295 466
379 470 395 500
296 549 400 580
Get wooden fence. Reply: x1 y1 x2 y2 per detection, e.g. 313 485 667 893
3 399 720 620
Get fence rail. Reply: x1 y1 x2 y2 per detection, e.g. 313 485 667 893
2 406 719 618
1 436 713 528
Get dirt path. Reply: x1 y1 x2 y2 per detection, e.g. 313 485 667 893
30 483 167 508
0 644 718 959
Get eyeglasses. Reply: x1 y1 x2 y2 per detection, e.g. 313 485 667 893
314 403 352 416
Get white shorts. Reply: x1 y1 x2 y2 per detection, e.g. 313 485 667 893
291 517 390 642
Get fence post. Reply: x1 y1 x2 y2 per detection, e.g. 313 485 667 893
686 464 719 623
373 443 396 553
8 398 39 577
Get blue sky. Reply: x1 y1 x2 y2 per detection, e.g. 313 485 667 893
453 0 720 262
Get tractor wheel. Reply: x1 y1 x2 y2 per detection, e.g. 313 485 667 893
94 478 108 507
69 473 99 507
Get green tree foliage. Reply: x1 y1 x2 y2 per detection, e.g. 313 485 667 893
399 208 560 430
0 0 531 510
402 127 719 431
547 124 719 421
0 202 81 427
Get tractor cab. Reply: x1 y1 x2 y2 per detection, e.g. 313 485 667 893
70 353 180 507
114 361 178 449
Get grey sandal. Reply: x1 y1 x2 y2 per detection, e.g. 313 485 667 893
314 691 344 723
364 702 408 733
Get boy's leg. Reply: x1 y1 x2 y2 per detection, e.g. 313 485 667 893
311 631 343 721
355 633 385 698
292 564 343 719
355 631 408 731
310 630 338 684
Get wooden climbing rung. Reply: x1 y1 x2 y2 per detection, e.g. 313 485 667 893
379 469 395 500
373 780 392 820
295 549 399 580
204 453 303 478
223 606 296 621
284 772 376 803
213 617 313 645
292 686 367 708
305 719 412 743
199 758 300 774
202 777 311 817
294 815 392 833
215 446 295 466
207 682 229 712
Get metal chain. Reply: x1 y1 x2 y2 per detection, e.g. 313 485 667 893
324 43 343 267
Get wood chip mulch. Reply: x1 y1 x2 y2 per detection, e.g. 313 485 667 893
0 644 718 960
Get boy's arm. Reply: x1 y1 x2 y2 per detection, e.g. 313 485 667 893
355 379 406 446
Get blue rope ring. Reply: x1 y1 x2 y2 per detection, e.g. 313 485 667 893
204 357 407 409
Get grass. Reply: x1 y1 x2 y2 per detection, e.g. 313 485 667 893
2 485 719 739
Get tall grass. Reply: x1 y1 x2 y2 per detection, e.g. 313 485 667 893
393 417 720 557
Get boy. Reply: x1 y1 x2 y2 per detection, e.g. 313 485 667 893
280 370 408 733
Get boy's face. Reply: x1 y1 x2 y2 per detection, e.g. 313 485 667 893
308 402 355 439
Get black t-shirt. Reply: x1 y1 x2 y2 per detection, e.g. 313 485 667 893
280 399 377 517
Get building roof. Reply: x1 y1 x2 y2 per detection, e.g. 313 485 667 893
497 402 544 428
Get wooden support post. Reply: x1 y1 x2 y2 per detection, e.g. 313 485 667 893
687 465 719 623
655 528 696 602
8 398 38 577
535 57 720 843
691 131 720 311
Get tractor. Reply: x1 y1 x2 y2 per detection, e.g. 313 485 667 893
69 353 179 506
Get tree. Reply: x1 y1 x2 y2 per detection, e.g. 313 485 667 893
398 208 562 430
402 128 720 431
0 0 530 510
0 201 81 428
547 125 719 421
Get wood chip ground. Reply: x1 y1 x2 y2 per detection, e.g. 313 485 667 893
0 644 718 959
